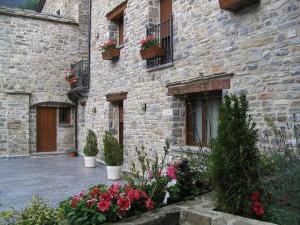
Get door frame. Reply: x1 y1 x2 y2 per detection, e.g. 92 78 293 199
36 106 57 152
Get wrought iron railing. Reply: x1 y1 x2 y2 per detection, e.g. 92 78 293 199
70 58 89 90
146 16 173 68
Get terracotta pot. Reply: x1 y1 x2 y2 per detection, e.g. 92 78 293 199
68 77 77 85
68 152 78 158
140 46 166 60
218 0 259 12
102 49 120 60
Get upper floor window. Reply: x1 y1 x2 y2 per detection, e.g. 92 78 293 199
186 92 222 146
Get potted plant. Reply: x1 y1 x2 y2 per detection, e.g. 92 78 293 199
139 35 166 60
64 69 77 88
67 149 78 158
218 0 260 12
103 131 123 180
100 40 120 60
83 129 99 168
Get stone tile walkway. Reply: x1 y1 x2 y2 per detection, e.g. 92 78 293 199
0 154 117 211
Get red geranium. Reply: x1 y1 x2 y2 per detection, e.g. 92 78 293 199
117 194 131 211
252 201 264 217
251 191 260 202
100 192 112 202
109 183 120 196
166 164 177 180
97 200 111 212
127 189 141 201
86 198 97 208
145 198 154 210
90 187 101 198
70 196 80 208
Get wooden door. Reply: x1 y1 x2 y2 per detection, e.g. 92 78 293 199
119 101 124 146
160 0 172 38
37 107 57 152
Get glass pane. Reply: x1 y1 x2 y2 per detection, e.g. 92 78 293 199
192 100 202 144
207 98 221 144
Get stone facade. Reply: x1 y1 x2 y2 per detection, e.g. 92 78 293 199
0 4 88 156
73 0 300 169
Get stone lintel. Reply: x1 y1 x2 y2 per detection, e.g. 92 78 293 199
167 73 233 96
106 92 128 102
0 6 78 25
106 1 128 21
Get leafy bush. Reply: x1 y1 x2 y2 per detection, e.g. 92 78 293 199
83 129 98 157
0 195 60 225
18 0 39 10
208 94 260 215
103 131 123 166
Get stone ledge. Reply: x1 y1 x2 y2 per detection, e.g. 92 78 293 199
146 62 174 72
0 6 78 25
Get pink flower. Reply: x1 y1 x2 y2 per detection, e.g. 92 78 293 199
117 194 131 211
145 198 154 210
100 192 112 202
97 200 111 212
147 170 153 180
109 183 120 196
252 201 264 217
86 198 97 208
127 189 141 201
166 164 177 180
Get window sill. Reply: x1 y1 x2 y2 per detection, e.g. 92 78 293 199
146 62 174 72
170 145 211 154
58 124 73 128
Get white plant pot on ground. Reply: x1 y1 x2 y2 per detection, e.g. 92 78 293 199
84 156 96 168
107 166 122 180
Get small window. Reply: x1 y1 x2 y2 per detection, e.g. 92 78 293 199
186 92 222 146
59 108 71 124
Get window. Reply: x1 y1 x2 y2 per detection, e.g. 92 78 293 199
186 92 222 146
59 108 71 124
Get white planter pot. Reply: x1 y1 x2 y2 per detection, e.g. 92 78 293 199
84 156 96 168
107 166 122 180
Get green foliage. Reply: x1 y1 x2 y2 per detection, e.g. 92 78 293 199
18 0 39 10
208 94 260 215
0 195 60 225
103 131 123 166
83 129 98 157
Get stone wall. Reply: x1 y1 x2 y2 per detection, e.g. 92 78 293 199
0 5 88 156
78 0 300 168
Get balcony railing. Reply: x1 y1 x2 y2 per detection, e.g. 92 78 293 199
70 58 89 92
146 16 173 68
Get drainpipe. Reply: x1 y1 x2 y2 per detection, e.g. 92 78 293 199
68 93 79 152
88 0 91 88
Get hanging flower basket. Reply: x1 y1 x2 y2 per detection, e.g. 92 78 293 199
218 0 259 12
139 35 166 60
102 49 120 60
140 46 166 60
99 40 120 60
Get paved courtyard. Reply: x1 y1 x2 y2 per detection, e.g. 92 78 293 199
0 154 117 211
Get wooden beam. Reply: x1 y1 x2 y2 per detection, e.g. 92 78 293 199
106 1 128 21
106 92 128 102
167 78 231 96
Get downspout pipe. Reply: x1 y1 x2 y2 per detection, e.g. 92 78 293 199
88 0 91 89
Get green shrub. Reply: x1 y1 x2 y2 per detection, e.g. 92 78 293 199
208 94 260 215
0 195 60 225
103 131 123 166
83 129 99 157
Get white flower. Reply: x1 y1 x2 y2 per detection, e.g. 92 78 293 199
167 179 177 188
163 191 170 205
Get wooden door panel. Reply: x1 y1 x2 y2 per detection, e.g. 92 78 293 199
37 107 57 152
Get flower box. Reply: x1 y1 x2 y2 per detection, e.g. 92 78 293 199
140 46 166 60
101 49 120 60
68 77 77 85
219 0 259 12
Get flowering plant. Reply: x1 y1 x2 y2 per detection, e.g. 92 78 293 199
139 35 159 50
64 69 75 81
251 191 265 217
99 39 117 52
59 183 154 224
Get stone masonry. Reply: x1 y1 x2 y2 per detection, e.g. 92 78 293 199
73 0 300 169
0 4 88 156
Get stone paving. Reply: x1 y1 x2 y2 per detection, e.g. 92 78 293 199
0 154 116 211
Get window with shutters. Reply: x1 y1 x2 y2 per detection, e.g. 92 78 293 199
186 92 222 146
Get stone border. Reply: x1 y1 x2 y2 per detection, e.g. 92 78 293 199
0 6 78 25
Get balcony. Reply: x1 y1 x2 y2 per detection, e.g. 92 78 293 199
68 58 89 94
146 16 173 69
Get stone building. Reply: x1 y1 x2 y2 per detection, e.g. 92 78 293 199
0 0 299 169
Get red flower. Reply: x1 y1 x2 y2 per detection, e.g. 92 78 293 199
100 192 112 202
109 183 120 196
145 198 154 210
127 189 141 201
138 190 148 198
252 201 264 217
166 164 177 180
90 187 101 198
70 196 80 208
117 194 131 211
251 191 260 202
86 198 97 208
97 200 111 212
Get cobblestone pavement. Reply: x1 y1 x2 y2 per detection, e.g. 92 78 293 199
0 155 117 211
